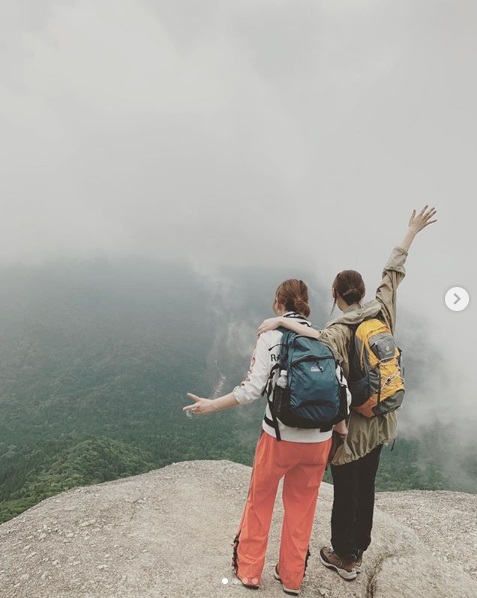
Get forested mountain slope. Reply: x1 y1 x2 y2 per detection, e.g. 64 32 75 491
0 259 474 522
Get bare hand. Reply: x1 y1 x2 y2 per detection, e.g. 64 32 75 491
408 205 437 235
333 420 348 439
184 393 216 416
257 317 283 337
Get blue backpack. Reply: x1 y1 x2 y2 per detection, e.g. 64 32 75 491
263 328 349 440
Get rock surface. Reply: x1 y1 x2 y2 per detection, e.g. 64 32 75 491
0 460 476 598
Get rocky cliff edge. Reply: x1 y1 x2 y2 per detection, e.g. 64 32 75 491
1 460 476 598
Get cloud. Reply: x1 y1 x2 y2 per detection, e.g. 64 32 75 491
0 0 474 268
0 1 475 446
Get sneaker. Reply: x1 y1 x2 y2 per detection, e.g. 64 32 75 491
235 574 260 590
319 546 357 581
274 565 300 596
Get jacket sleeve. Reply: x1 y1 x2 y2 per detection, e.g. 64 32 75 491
233 334 276 404
375 246 408 334
311 325 352 379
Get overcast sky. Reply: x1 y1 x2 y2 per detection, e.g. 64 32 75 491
1 1 476 440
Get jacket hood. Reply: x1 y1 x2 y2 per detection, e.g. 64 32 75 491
325 299 382 328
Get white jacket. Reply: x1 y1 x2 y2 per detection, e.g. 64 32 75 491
233 313 348 443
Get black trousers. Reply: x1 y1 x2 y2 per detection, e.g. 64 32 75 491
329 444 383 559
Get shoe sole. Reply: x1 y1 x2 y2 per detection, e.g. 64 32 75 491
319 554 357 580
241 582 259 590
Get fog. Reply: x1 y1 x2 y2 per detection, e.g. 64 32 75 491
1 1 476 466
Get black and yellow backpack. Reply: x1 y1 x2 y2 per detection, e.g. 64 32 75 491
348 318 405 417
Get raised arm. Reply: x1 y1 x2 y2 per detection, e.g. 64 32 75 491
377 205 437 332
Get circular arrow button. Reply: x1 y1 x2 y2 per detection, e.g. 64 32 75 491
445 287 470 312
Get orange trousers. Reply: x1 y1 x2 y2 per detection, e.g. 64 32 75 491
233 431 331 590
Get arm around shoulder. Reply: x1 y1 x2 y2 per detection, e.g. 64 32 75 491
257 316 322 339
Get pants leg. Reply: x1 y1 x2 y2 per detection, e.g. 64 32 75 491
355 444 383 552
330 459 359 558
234 433 285 585
278 438 331 590
330 444 384 558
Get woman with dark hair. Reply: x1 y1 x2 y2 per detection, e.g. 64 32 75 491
185 279 349 595
257 206 437 580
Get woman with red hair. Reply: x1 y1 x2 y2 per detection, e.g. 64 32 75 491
185 278 349 595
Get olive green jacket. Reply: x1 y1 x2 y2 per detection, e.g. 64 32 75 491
318 246 408 465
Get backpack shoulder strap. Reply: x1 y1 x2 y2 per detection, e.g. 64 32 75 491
262 362 282 441
260 327 294 441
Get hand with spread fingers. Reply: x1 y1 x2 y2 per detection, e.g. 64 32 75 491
400 205 437 252
408 205 437 234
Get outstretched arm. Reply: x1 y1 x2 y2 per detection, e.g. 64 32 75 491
399 205 437 252
184 332 276 415
184 392 238 415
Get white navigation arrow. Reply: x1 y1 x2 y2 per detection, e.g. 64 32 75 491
445 287 469 312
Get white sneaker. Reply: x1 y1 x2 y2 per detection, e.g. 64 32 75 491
274 565 300 596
